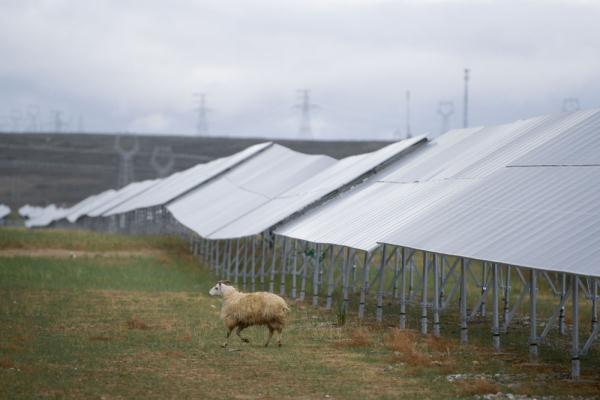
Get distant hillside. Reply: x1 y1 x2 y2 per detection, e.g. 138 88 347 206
0 132 393 209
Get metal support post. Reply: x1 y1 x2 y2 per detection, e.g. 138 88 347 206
503 265 511 331
492 263 500 352
251 236 257 291
376 244 387 322
432 253 440 336
312 243 321 307
358 251 370 319
559 273 567 335
529 268 539 361
226 240 232 280
242 237 249 290
279 237 288 296
420 251 429 335
291 240 298 299
439 256 445 308
342 247 351 312
399 247 407 329
592 278 598 333
481 262 488 317
269 236 278 293
234 239 241 284
351 254 358 293
409 256 415 299
300 241 308 302
215 240 220 277
572 275 580 380
392 248 400 299
326 245 336 310
260 235 267 289
460 258 468 344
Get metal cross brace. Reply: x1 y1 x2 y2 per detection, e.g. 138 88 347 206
542 271 560 297
581 321 600 356
502 280 530 332
368 246 397 293
539 283 572 342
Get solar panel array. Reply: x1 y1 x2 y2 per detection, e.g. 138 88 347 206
18 109 600 279
0 204 10 220
276 109 600 278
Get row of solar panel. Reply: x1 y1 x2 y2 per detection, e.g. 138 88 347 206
22 108 600 278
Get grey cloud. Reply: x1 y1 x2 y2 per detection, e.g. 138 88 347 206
0 0 599 138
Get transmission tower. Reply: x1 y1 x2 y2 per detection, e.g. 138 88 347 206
9 109 22 132
562 97 580 113
295 89 318 139
193 93 210 136
114 135 139 188
26 105 40 132
52 110 66 133
437 101 455 135
463 68 470 128
77 115 85 133
393 127 403 140
405 90 412 139
150 145 175 178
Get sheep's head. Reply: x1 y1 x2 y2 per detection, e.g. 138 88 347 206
209 280 233 296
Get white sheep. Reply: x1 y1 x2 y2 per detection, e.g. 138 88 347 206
209 280 290 348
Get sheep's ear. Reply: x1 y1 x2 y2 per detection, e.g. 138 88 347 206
219 280 232 285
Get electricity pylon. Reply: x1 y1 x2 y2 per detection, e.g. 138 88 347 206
437 101 455 135
295 89 318 139
150 145 175 178
114 135 139 188
193 93 210 136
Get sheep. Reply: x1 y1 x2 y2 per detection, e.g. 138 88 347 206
209 280 290 348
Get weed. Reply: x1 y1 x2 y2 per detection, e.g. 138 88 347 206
336 303 347 326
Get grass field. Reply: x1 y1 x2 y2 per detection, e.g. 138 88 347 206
1 228 600 399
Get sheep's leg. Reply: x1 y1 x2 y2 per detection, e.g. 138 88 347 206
221 327 233 348
236 326 250 343
264 327 274 347
276 328 283 348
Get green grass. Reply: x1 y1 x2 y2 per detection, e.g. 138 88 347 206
1 228 600 399
0 227 183 252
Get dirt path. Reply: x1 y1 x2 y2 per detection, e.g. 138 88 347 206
0 248 166 258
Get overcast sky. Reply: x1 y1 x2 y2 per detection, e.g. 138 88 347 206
1 0 599 140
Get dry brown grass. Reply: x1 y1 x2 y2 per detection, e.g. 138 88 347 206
384 329 431 366
89 335 113 341
455 378 501 396
126 317 150 330
332 326 372 348
348 327 371 347
0 358 16 369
